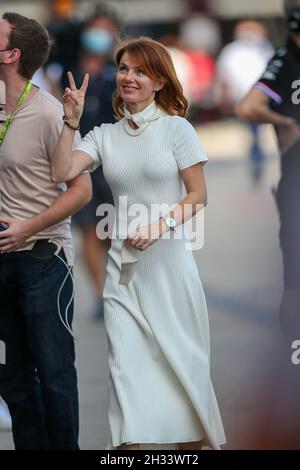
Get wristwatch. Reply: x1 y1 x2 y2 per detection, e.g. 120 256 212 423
160 215 176 231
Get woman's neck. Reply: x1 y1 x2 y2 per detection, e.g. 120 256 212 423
128 119 138 129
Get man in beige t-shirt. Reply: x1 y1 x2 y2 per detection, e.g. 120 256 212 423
0 13 92 449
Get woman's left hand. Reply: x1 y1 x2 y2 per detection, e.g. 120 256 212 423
126 219 166 251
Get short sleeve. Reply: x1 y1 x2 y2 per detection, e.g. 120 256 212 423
172 117 208 170
255 48 288 105
75 126 102 172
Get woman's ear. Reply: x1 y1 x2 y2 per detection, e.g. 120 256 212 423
154 79 166 92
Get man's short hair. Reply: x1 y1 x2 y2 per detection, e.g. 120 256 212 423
3 12 51 79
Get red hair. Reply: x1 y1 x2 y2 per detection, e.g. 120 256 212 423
113 37 188 119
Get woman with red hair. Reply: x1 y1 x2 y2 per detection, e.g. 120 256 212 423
52 37 226 450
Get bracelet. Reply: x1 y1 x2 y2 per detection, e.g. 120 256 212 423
62 115 80 131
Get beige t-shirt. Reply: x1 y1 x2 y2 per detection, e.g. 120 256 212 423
0 81 79 265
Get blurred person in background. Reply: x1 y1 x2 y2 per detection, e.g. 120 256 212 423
235 3 300 448
45 0 82 98
236 1 300 339
217 20 274 183
159 33 194 102
65 5 119 320
180 16 220 121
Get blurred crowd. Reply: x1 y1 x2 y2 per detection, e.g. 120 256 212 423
32 1 277 123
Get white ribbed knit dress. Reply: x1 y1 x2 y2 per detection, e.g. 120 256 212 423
76 101 226 449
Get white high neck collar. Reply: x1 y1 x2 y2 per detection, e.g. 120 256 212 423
123 100 166 135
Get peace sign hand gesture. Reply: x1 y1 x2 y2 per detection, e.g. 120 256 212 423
63 71 89 126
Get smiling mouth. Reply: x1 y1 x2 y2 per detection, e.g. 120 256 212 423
122 85 139 91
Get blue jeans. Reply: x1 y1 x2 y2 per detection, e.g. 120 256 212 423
0 248 79 449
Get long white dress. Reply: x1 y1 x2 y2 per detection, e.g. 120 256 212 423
76 100 226 449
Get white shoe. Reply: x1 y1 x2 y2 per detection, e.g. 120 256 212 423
0 401 12 431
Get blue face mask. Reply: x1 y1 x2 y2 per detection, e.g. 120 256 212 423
80 28 113 55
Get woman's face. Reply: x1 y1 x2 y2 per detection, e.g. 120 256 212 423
116 51 164 111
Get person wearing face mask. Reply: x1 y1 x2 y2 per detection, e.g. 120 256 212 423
217 20 274 183
80 24 114 56
66 6 120 320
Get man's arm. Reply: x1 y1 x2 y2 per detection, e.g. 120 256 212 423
0 173 92 253
235 87 300 154
235 45 293 127
235 87 294 126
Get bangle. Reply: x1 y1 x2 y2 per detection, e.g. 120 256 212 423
62 115 80 131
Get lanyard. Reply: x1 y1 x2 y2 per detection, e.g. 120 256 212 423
0 80 32 146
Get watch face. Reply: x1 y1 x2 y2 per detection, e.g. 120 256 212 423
166 217 176 228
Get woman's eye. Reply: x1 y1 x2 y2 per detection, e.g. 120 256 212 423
136 69 144 76
118 66 127 73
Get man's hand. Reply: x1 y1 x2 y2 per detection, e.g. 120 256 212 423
0 217 33 253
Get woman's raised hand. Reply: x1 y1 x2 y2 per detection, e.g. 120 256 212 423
63 71 89 125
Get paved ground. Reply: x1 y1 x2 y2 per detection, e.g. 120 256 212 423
1 122 294 450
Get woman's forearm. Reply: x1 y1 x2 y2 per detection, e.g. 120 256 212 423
51 124 77 182
168 191 206 227
158 190 206 237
